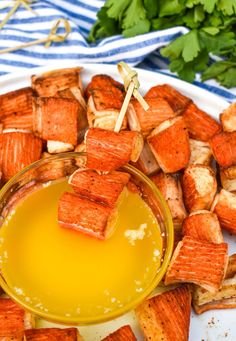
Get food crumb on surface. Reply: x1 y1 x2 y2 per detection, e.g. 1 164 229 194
104 307 112 314
124 223 147 246
42 181 52 188
136 287 143 293
14 287 24 295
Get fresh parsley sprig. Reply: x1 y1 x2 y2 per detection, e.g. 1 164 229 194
88 0 236 88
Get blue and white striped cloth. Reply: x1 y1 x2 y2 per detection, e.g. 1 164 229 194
0 0 235 102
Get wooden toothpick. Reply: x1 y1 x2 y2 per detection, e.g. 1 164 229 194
114 61 149 132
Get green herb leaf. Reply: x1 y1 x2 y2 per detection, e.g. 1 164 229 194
88 7 119 42
123 18 151 37
202 61 231 80
217 66 236 87
105 0 130 20
217 0 236 16
152 16 184 30
202 27 220 35
182 30 201 62
159 0 185 17
162 30 200 63
199 31 236 55
144 0 159 19
122 0 147 29
200 0 218 13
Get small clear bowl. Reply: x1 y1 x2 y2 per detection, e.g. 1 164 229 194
0 152 173 325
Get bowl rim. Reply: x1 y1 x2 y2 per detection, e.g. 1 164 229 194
0 152 174 325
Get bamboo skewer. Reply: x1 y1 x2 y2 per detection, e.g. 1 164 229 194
115 61 149 132
0 0 37 30
0 19 71 54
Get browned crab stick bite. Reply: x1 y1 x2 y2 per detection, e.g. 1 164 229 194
147 116 190 173
31 67 86 109
211 189 236 235
85 74 126 131
189 139 212 166
210 131 236 168
85 128 143 172
133 141 160 176
165 236 228 292
151 172 187 228
85 74 124 99
127 97 175 136
220 102 236 132
58 192 118 240
0 87 34 131
183 102 221 141
135 286 191 341
182 210 223 244
0 130 42 181
86 89 127 130
220 165 236 192
182 165 217 212
33 97 79 153
69 169 130 207
0 298 35 340
193 254 236 314
101 325 137 341
145 84 191 115
25 328 82 340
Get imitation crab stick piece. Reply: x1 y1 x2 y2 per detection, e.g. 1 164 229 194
25 328 82 340
145 84 191 115
1 112 33 131
69 169 130 207
220 165 236 192
226 254 236 279
183 102 221 141
182 211 223 244
101 325 137 341
31 67 86 109
147 116 190 173
85 128 143 172
74 142 87 168
87 89 127 130
193 281 236 314
220 102 236 132
189 139 212 166
58 192 117 240
0 298 35 340
0 87 33 119
165 236 228 292
127 97 175 136
182 165 217 212
210 131 236 168
211 189 236 234
135 286 191 341
33 97 79 146
36 152 65 182
85 74 124 99
133 141 160 176
193 254 236 314
151 172 187 227
0 130 42 181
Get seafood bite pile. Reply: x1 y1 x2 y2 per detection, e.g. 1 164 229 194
0 66 236 340
58 128 143 239
0 67 86 182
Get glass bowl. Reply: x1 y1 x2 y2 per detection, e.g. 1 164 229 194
0 152 173 325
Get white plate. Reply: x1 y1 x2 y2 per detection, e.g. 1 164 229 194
0 63 235 341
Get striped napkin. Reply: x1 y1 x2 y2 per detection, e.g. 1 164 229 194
0 0 235 102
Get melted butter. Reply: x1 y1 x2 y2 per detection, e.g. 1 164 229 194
0 179 162 320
